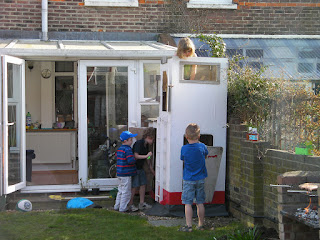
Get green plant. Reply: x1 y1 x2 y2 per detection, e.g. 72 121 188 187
195 33 320 155
109 187 118 199
227 55 276 129
228 226 261 240
195 33 226 57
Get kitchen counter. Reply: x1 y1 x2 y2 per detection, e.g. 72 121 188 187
27 128 77 132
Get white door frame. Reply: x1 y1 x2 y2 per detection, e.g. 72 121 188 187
78 60 136 189
2 55 26 194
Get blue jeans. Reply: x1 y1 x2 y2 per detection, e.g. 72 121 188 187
131 169 147 188
181 179 206 205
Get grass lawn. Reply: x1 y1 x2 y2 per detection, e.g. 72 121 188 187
0 209 244 240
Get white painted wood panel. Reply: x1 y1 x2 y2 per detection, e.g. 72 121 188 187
26 132 75 164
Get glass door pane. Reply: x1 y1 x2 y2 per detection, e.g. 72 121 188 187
87 66 128 179
8 63 22 185
2 55 26 194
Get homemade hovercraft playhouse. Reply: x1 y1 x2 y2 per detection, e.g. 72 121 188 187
154 56 228 207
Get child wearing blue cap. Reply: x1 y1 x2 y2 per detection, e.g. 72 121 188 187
114 130 138 212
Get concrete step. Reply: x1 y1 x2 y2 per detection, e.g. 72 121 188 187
6 192 115 211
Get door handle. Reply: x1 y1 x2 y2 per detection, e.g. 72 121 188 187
8 122 15 126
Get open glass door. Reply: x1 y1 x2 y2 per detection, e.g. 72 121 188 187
1 55 26 194
78 60 136 189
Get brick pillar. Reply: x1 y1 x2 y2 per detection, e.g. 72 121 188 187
239 140 268 225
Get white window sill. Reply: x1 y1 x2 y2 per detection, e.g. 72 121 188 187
187 3 237 9
84 0 139 7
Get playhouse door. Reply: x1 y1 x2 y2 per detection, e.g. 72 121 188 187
1 55 26 194
155 61 172 203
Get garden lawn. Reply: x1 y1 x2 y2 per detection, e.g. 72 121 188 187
0 209 243 240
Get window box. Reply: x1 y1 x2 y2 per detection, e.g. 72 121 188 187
84 0 138 7
187 0 237 9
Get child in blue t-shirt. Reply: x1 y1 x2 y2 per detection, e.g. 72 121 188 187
179 123 208 232
114 130 137 212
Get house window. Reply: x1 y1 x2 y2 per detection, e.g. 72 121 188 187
54 61 76 123
84 0 138 7
140 62 160 127
187 0 237 9
226 49 243 57
246 49 263 58
226 48 263 69
298 63 314 73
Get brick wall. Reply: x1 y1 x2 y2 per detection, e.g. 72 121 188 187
0 0 320 35
277 172 320 240
227 120 320 230
8 153 20 186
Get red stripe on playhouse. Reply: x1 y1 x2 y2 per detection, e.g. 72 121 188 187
159 189 225 205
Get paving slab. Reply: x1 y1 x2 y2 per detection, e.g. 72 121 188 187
148 218 190 227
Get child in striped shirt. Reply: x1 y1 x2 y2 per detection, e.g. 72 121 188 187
114 131 138 212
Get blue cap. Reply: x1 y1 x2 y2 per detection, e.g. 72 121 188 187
120 131 138 141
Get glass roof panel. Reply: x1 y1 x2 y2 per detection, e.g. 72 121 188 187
0 41 10 48
62 41 107 50
108 42 156 50
13 40 58 49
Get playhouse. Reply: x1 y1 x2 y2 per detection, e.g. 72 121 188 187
0 39 227 209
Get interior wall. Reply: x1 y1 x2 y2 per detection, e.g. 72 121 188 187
25 61 41 123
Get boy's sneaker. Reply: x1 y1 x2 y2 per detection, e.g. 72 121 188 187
138 202 152 210
128 204 138 212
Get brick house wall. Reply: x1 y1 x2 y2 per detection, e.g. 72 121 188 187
0 0 320 35
227 119 320 230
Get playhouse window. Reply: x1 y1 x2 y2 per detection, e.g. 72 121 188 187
84 0 138 7
180 63 220 84
183 134 213 146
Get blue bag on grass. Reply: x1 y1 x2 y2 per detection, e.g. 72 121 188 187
67 197 94 209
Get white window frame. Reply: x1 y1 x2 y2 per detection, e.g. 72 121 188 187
138 60 161 128
84 0 138 7
187 0 237 9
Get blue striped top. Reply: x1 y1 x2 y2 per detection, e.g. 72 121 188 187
116 144 137 177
